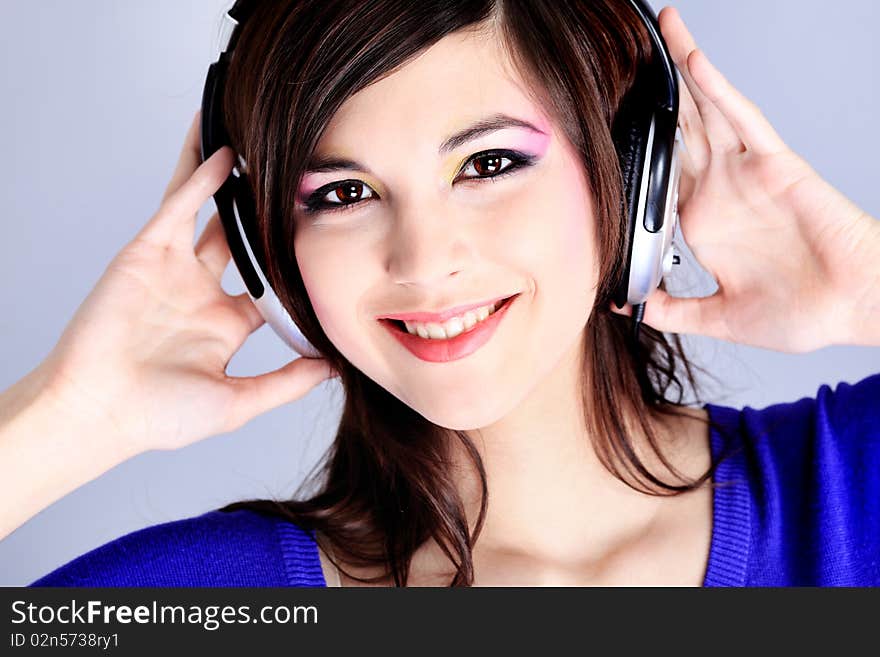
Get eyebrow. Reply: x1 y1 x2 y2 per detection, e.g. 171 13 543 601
303 113 547 175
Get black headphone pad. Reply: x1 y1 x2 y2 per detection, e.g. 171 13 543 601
610 97 653 309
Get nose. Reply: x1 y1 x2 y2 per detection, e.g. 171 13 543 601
385 196 471 287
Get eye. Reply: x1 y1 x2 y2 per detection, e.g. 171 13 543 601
300 149 537 216
302 180 375 216
456 149 535 182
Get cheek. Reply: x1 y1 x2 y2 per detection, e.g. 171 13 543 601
552 160 597 296
561 184 595 276
495 160 596 288
294 233 356 337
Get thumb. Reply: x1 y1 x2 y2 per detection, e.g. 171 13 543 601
226 357 337 430
608 287 723 337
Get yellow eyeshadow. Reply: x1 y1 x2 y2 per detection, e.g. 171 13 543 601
357 174 383 197
442 154 466 184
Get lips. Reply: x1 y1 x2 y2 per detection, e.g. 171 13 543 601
377 294 513 324
379 294 518 340
380 293 519 363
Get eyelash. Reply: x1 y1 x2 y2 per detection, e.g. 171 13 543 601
301 149 537 216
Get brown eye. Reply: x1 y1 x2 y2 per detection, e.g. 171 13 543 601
330 182 367 203
459 150 528 181
302 178 377 215
472 154 505 176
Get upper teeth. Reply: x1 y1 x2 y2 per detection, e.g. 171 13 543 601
402 300 503 340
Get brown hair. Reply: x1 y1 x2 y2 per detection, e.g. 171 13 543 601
218 0 735 586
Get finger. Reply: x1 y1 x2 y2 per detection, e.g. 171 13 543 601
137 145 235 249
659 9 711 171
658 6 743 154
230 291 266 335
194 211 232 281
161 111 202 205
609 286 726 339
675 71 711 171
686 47 787 156
677 138 698 209
225 356 336 432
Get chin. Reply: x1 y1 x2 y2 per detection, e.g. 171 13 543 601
401 385 512 432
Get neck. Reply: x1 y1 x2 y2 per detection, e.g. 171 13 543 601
440 329 709 570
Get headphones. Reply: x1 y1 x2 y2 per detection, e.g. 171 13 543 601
200 0 682 357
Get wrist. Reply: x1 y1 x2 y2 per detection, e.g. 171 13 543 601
0 360 136 539
35 355 143 464
4 356 141 480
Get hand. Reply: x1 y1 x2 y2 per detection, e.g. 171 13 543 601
41 112 336 455
611 6 879 353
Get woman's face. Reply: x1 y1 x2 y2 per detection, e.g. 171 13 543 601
294 27 600 430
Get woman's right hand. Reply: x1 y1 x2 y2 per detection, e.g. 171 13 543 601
40 111 336 456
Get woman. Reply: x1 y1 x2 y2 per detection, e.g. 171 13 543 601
5 0 879 586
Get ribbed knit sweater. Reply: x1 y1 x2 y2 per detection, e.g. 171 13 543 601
30 373 880 587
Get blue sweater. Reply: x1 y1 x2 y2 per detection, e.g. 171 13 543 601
30 373 880 587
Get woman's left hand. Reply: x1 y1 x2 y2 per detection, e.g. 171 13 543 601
611 6 880 353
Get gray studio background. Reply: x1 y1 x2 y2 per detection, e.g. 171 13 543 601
2 0 878 585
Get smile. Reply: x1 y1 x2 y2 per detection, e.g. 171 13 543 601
379 294 519 363
400 298 504 339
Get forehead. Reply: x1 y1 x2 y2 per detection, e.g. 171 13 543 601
313 28 550 155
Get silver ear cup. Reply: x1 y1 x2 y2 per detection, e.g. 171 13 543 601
229 194 322 358
201 5 321 359
625 125 682 305
661 139 682 278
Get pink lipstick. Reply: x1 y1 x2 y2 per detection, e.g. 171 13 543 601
380 294 519 363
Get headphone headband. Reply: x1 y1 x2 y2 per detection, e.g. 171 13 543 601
627 0 679 113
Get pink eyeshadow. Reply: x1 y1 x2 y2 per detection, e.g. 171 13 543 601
296 177 324 202
515 128 551 158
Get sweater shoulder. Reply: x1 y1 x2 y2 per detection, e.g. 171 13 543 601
709 371 880 585
29 508 324 587
746 371 880 483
